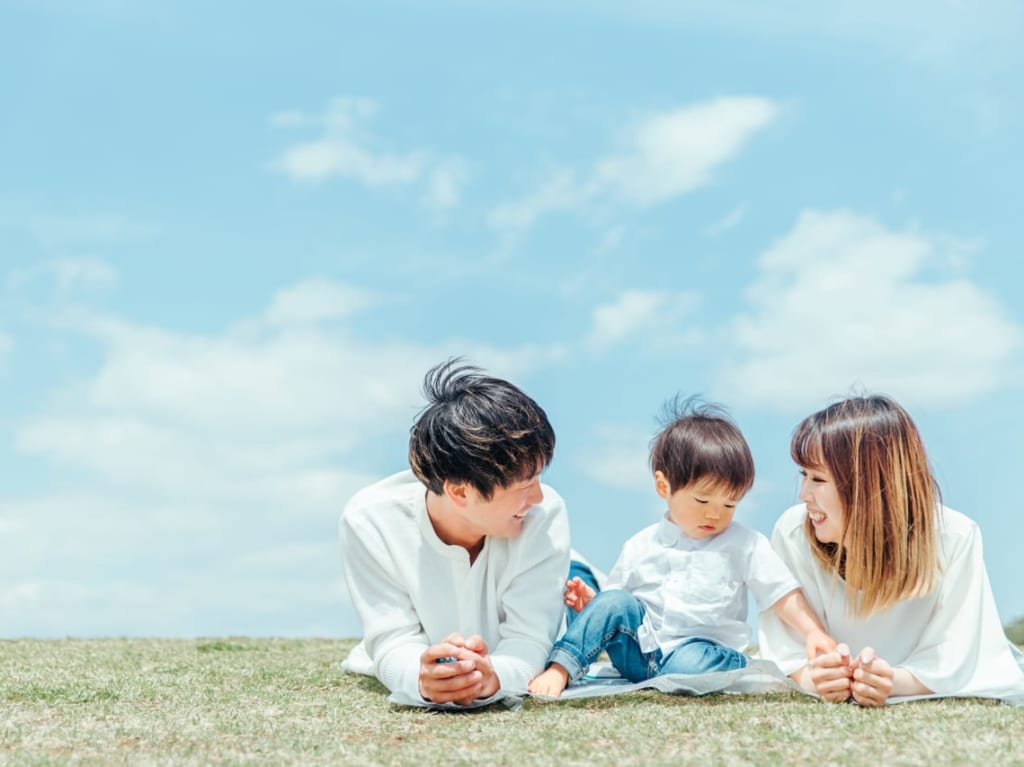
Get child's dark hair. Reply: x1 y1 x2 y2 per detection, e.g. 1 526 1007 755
649 395 754 495
408 358 555 500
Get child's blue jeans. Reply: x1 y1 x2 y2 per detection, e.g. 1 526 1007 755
548 588 748 683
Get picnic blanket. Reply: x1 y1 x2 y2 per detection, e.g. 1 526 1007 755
384 658 805 710
350 641 1024 710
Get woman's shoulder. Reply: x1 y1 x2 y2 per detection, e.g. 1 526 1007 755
937 504 975 528
936 505 981 547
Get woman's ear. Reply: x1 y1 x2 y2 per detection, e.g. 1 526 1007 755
654 471 671 500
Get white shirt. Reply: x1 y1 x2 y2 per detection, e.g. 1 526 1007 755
758 503 1024 704
606 515 799 654
338 470 571 702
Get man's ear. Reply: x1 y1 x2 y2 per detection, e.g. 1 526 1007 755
654 471 672 500
443 479 471 507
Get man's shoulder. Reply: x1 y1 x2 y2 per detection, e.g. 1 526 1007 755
514 483 569 545
532 483 567 517
342 470 424 526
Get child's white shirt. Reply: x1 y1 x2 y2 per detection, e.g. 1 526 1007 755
606 515 799 654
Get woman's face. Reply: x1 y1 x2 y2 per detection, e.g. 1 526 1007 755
798 464 845 544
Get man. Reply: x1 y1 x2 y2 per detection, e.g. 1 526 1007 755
339 359 570 706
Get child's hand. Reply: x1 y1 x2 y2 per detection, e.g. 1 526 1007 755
805 628 838 660
807 642 853 703
563 577 596 613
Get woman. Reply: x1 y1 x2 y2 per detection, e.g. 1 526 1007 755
758 395 1024 706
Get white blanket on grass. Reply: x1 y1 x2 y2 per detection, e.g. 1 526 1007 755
378 658 805 710
348 641 1024 710
381 662 1024 710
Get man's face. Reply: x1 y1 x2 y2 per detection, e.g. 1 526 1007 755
464 473 544 539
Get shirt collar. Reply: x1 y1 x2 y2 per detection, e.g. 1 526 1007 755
655 512 715 550
655 513 685 547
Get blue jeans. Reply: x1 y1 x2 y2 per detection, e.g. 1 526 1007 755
549 588 747 683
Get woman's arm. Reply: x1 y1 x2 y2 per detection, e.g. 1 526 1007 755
849 649 931 707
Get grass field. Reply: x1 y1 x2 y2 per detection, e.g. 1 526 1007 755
2 638 1022 766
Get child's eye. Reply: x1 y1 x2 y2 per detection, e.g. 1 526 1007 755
694 498 709 504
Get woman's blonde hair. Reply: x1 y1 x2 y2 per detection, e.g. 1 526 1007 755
791 395 940 617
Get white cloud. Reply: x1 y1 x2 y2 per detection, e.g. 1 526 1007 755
6 257 119 296
596 226 626 254
0 331 12 368
489 97 778 234
575 424 654 494
423 158 471 211
269 110 308 128
717 209 1023 411
277 136 425 186
0 493 351 637
0 574 345 638
5 278 563 636
597 99 778 205
265 278 381 326
488 169 588 233
585 289 702 354
53 257 119 293
24 214 157 248
272 97 469 206
706 204 747 237
579 1 1023 79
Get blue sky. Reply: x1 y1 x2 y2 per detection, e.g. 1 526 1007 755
2 1 1022 639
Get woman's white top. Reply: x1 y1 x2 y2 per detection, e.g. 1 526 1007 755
758 503 1024 704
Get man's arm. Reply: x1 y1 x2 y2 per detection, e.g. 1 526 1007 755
485 493 571 693
418 634 497 705
339 505 430 701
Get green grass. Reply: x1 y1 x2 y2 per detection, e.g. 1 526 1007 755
1 638 1022 766
1006 617 1024 646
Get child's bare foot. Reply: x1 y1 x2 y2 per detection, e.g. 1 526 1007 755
528 665 570 698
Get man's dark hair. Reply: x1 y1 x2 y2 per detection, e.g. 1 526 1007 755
409 358 555 500
649 395 754 495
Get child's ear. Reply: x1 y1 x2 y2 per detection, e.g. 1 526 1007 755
443 480 471 507
654 471 671 500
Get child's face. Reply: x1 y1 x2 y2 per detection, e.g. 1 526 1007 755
655 473 742 540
